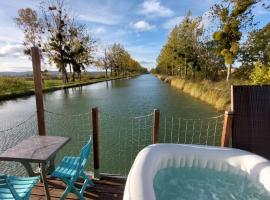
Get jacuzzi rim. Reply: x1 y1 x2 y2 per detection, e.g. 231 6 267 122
123 144 270 200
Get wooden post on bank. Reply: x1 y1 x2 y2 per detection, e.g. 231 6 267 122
153 109 160 144
221 111 233 147
92 107 100 178
32 47 46 136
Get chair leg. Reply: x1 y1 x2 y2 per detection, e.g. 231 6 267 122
60 177 85 200
81 172 94 187
61 177 78 195
60 178 74 200
80 178 89 195
25 191 31 200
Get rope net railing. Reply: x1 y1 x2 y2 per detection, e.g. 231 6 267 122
98 111 154 176
0 108 224 178
44 109 94 172
0 113 38 176
98 112 224 177
160 115 224 146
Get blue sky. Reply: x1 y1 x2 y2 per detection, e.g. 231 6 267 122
0 0 269 72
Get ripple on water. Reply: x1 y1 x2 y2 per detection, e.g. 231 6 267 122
154 167 270 200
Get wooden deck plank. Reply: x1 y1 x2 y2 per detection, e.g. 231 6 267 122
31 176 126 200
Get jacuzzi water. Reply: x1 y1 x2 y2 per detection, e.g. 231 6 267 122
154 167 270 200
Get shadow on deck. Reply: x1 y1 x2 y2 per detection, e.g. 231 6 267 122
31 176 126 200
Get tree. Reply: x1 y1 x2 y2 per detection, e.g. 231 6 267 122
14 8 43 58
196 30 226 80
240 23 270 67
211 0 258 81
156 12 203 79
15 1 96 83
41 0 71 83
66 24 96 81
96 48 111 78
98 43 145 76
250 61 270 84
107 43 126 76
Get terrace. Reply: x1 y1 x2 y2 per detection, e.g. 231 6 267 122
31 176 125 200
0 48 270 199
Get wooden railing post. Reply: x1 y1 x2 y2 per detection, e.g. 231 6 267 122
153 109 160 144
32 47 45 136
221 111 233 147
92 107 100 178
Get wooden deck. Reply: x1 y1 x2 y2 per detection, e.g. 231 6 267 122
31 176 126 200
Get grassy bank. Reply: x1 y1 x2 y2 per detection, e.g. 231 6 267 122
156 75 248 111
0 74 139 101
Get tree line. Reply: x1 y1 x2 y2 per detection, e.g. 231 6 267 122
15 0 146 83
154 0 270 83
96 43 147 77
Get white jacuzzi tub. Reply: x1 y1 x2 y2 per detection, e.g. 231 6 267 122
124 144 270 200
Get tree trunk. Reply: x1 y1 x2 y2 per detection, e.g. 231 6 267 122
185 65 188 79
192 69 195 80
62 67 68 83
226 64 232 82
205 62 208 79
79 72 81 81
185 57 187 79
69 64 72 74
105 68 108 78
72 71 75 82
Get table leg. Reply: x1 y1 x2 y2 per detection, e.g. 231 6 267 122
48 155 56 174
20 161 37 177
41 163 51 200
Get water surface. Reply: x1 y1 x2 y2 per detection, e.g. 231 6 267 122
154 167 270 200
0 75 221 175
0 75 218 127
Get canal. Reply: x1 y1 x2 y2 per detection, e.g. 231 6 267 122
0 74 222 176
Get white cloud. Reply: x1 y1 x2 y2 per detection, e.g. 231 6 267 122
131 21 155 32
92 27 107 35
140 60 155 66
163 16 185 29
78 13 121 25
138 0 174 18
0 25 24 43
126 44 160 69
0 44 24 57
0 55 31 72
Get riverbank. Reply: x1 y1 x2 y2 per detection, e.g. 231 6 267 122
0 74 139 101
155 74 239 111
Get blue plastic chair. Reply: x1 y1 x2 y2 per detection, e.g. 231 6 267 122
51 136 94 200
0 174 39 200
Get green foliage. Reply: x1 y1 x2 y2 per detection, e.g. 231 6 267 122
212 0 257 81
99 43 146 76
249 62 270 84
65 24 96 81
0 77 33 95
156 11 225 80
15 0 98 84
14 8 43 58
156 12 204 78
213 31 223 40
240 23 270 70
42 0 71 83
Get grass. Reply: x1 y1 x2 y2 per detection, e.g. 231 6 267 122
0 77 33 95
0 73 139 100
156 75 248 111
